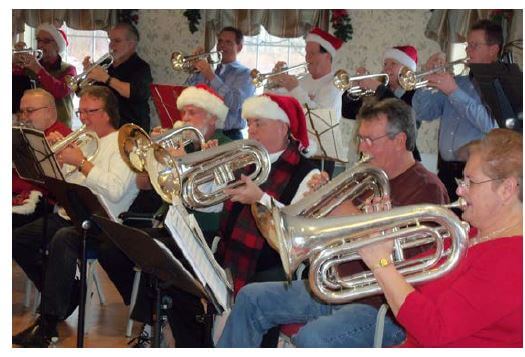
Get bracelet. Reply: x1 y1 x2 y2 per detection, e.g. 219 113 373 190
372 257 391 271
78 158 87 172
104 76 112 86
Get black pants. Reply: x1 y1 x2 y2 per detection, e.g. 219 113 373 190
13 214 93 319
437 156 465 203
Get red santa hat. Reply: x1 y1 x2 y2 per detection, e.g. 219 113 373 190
383 45 418 71
37 23 68 54
176 84 228 129
306 27 344 59
242 93 316 157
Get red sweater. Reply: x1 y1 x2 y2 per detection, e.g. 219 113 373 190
398 234 523 347
13 121 72 195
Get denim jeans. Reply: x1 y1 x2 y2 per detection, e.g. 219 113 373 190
216 279 405 348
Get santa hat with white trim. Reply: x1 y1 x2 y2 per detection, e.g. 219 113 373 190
383 45 418 71
176 84 229 129
306 27 344 59
242 93 317 157
37 23 68 55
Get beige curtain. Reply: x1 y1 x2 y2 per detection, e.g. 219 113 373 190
12 9 119 35
203 9 329 50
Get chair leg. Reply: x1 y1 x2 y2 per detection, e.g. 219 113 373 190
373 303 390 348
24 277 33 308
92 265 106 305
125 268 142 337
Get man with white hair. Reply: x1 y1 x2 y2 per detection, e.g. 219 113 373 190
12 23 77 127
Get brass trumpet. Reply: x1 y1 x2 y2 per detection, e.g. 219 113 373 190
171 50 223 73
118 122 205 172
65 52 114 93
51 124 99 176
258 198 469 303
145 139 271 208
333 70 390 99
250 63 309 89
398 57 469 91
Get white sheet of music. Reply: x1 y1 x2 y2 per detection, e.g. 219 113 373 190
304 107 348 163
164 199 231 311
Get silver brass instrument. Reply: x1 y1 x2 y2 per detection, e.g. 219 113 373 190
65 52 114 92
118 122 205 172
146 139 271 208
171 50 223 73
258 198 469 303
250 62 309 89
13 48 43 64
50 124 99 176
398 57 469 91
333 70 390 100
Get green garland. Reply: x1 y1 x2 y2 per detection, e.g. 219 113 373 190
183 10 201 34
331 10 353 42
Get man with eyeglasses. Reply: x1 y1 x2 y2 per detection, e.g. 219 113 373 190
413 19 500 201
13 88 72 228
216 98 449 348
13 86 139 347
13 23 77 127
83 22 153 131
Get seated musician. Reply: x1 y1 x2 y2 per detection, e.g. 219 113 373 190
216 98 449 348
12 86 139 347
357 128 522 347
13 88 72 228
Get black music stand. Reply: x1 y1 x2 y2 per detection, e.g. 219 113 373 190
469 63 523 132
44 177 111 348
91 215 215 347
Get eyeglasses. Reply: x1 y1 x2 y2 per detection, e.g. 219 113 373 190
75 108 104 117
17 106 48 116
466 42 490 50
36 37 55 45
455 176 503 190
356 133 390 146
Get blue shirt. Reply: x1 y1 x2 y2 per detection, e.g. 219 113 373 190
413 75 498 161
186 60 255 131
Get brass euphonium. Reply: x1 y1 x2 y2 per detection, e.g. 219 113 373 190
145 139 271 208
118 122 205 172
51 124 99 176
333 70 390 100
257 198 469 304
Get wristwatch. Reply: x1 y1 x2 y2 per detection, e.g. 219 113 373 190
372 257 391 271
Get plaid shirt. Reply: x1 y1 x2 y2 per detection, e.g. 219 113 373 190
218 142 309 294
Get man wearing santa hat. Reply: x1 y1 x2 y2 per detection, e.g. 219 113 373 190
13 23 77 127
342 45 423 162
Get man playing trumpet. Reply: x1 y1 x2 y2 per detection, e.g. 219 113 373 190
12 23 77 127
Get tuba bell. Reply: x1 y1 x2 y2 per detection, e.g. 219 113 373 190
256 198 469 304
50 124 99 176
118 122 205 172
145 139 271 208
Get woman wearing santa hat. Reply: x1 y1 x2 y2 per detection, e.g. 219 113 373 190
12 23 77 127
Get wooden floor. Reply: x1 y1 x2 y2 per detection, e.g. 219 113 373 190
12 262 141 348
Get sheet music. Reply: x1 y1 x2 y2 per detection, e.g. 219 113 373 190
304 107 348 163
164 199 232 311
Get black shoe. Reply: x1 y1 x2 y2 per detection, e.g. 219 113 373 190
12 317 59 348
128 325 151 348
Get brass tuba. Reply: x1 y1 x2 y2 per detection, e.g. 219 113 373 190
118 122 205 172
398 57 469 91
256 198 469 304
333 70 390 100
145 139 271 208
50 124 99 176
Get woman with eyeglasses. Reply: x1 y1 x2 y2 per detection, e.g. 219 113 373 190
12 23 77 128
359 128 522 347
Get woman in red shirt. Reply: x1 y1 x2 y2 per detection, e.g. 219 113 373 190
359 128 522 347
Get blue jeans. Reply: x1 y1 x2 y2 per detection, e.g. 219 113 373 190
216 280 405 348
